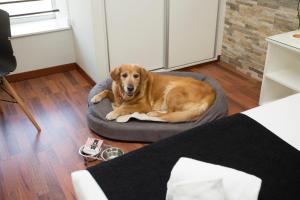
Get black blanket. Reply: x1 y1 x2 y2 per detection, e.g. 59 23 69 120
88 114 300 200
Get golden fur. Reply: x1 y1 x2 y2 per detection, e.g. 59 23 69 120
91 64 216 122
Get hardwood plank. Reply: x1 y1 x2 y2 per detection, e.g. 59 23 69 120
179 62 261 114
74 64 96 86
0 61 261 199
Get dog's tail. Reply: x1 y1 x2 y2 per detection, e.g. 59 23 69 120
158 103 209 123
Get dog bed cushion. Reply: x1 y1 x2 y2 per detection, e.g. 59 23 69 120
87 72 228 142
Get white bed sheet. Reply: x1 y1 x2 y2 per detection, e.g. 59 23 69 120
72 93 300 200
71 170 109 200
243 93 300 151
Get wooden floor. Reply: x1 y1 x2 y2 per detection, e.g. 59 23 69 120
0 62 261 200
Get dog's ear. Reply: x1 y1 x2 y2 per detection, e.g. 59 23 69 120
110 67 120 82
139 66 149 82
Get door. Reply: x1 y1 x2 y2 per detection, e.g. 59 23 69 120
105 0 165 71
168 0 219 68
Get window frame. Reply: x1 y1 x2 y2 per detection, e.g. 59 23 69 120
0 0 60 24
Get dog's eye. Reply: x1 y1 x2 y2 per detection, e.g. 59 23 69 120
122 73 128 78
133 74 139 79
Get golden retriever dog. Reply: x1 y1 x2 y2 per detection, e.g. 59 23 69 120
91 64 216 123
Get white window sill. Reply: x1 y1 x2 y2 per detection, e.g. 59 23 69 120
11 17 71 38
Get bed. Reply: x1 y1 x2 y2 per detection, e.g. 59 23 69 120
72 93 300 200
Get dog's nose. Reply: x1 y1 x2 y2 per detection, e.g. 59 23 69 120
127 85 134 92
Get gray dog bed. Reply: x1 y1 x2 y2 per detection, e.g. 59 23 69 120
87 72 228 142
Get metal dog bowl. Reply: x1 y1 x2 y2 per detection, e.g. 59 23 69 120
101 147 124 161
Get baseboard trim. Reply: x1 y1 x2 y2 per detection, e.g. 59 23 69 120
7 63 77 82
6 63 97 86
74 64 96 86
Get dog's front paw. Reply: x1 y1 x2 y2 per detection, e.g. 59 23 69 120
106 111 119 121
116 115 131 123
91 95 102 104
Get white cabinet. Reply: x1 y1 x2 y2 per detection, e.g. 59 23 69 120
105 0 165 71
68 0 222 82
105 0 220 71
259 31 300 105
168 0 219 68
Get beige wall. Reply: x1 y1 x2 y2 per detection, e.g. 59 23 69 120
11 30 76 74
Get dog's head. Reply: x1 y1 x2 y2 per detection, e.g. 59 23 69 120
110 64 149 100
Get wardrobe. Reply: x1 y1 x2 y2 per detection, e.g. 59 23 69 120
68 0 222 82
106 0 220 70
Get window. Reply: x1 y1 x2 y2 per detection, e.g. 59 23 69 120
0 0 59 24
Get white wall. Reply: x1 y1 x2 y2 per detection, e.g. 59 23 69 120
91 0 110 81
67 0 109 83
11 29 76 74
217 0 227 56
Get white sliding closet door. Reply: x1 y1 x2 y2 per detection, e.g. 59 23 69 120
105 0 165 71
168 0 219 68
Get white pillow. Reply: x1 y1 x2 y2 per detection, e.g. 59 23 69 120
166 158 262 200
166 179 225 200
